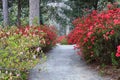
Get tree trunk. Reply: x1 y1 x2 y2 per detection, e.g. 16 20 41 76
2 0 9 27
93 0 99 10
17 0 21 27
40 4 43 25
66 25 70 35
29 0 40 26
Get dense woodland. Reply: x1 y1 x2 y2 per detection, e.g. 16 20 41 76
0 0 119 35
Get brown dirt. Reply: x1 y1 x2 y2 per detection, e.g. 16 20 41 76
88 63 120 80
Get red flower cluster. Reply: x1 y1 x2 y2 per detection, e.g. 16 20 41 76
40 25 57 45
56 35 66 43
0 25 57 46
68 8 120 48
17 26 44 37
116 45 120 57
68 7 120 64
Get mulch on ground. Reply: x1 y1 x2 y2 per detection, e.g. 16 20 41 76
88 63 120 80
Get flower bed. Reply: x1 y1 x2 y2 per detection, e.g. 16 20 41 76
0 25 57 79
68 7 120 66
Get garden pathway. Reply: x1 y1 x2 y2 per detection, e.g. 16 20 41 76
29 44 110 80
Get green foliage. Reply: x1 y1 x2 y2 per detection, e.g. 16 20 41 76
111 52 118 65
32 17 40 26
0 35 40 79
0 1 29 26
61 39 68 45
0 26 56 80
60 38 68 45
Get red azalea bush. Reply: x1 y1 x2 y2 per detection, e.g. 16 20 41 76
116 45 120 57
68 7 120 65
56 36 65 43
40 25 57 46
56 35 68 45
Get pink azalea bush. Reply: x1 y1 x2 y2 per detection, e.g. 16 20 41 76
0 25 57 79
68 6 120 65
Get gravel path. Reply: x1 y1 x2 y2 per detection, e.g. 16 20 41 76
29 45 109 80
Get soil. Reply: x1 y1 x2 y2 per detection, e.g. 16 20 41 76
88 63 120 80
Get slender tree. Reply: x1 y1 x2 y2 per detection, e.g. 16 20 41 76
29 0 40 26
2 0 9 27
17 0 21 27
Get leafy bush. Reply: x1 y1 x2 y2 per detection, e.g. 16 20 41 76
40 25 57 46
68 7 120 66
0 25 57 79
56 36 68 45
39 25 57 51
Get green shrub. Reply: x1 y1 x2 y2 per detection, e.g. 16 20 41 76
0 25 57 80
60 38 68 45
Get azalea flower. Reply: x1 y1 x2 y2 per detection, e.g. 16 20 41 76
36 47 41 52
116 53 120 57
87 32 93 38
116 45 120 57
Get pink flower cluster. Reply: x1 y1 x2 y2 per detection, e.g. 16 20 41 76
0 25 57 46
116 45 120 57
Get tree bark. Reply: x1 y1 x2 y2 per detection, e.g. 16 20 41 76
93 0 99 10
29 0 40 26
17 0 21 27
40 4 43 25
66 25 70 35
2 0 9 27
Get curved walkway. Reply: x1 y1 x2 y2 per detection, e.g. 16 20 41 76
29 45 109 80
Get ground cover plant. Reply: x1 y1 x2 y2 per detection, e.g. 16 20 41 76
0 25 57 80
